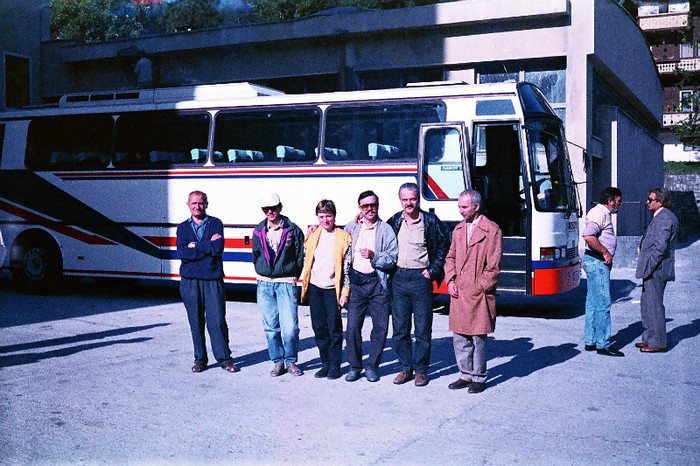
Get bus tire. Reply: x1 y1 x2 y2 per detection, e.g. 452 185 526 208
11 233 63 293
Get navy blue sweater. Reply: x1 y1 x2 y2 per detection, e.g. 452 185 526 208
176 216 225 280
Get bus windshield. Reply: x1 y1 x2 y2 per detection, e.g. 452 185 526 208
526 120 575 212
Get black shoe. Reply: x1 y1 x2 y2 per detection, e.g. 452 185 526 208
584 344 596 351
365 367 379 382
314 367 330 378
597 347 625 357
327 367 341 380
345 369 362 382
468 382 486 394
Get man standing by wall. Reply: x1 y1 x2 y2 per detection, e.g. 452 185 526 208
252 193 305 376
387 182 449 387
635 188 679 353
444 190 501 394
176 190 238 374
344 190 398 383
582 187 625 357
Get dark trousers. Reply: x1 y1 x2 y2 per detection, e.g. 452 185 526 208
308 284 343 369
346 275 390 370
640 274 668 348
180 278 232 366
392 268 434 374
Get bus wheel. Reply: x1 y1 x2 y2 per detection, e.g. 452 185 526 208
13 238 63 293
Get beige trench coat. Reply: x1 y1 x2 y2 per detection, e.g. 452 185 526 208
444 215 503 335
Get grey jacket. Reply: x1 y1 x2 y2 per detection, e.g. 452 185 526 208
635 208 679 282
344 219 398 293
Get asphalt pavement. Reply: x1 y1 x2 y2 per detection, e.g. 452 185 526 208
1 236 699 465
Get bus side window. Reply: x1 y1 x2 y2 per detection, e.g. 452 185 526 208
324 103 446 163
26 115 113 170
114 111 210 168
422 127 466 200
213 108 320 164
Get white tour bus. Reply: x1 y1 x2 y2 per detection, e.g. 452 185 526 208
0 81 580 295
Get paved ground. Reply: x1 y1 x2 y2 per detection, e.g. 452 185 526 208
1 236 699 465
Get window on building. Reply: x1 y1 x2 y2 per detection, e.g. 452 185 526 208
680 43 694 58
357 68 443 91
680 90 695 112
4 53 30 109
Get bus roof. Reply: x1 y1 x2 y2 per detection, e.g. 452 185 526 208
0 81 529 119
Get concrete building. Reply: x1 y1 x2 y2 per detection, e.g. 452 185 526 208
634 1 700 162
1 0 662 239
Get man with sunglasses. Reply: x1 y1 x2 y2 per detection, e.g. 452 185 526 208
252 193 306 377
343 190 398 382
635 188 679 353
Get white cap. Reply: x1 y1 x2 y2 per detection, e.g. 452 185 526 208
259 193 281 208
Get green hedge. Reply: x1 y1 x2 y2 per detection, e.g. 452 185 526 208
665 162 700 174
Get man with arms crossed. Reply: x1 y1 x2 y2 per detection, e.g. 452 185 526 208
635 188 679 353
252 193 306 376
387 182 449 387
582 187 625 357
444 190 502 394
344 190 398 383
176 190 238 374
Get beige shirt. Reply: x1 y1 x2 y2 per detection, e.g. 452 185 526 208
466 215 482 244
397 212 429 269
353 221 376 274
310 228 336 289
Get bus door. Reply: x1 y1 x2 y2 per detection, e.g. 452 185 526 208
473 122 529 294
418 122 471 216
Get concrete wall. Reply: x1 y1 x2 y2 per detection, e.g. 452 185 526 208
0 0 49 110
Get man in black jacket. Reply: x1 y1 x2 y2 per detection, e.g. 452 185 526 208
387 182 449 386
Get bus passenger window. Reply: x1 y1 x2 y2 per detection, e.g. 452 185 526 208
26 115 113 170
114 111 210 168
422 127 466 200
324 103 446 163
213 108 320 164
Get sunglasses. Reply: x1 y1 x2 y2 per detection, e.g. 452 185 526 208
646 197 657 204
359 203 378 211
261 205 280 212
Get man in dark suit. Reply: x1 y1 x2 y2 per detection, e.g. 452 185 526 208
635 188 679 353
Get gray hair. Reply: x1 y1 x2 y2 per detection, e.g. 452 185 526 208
459 189 482 206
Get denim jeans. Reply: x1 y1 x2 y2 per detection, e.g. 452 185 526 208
256 280 299 365
391 268 434 374
582 254 611 349
308 284 343 369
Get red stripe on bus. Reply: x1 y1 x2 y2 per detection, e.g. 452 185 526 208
144 236 252 249
424 174 449 199
56 166 417 178
65 269 260 282
0 199 116 245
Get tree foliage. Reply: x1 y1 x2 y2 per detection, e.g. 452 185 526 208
249 0 449 22
50 0 145 42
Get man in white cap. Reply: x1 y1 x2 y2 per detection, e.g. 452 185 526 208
252 193 306 377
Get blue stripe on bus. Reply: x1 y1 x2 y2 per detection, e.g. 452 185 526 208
165 250 253 262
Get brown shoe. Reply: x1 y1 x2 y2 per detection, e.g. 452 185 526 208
286 363 304 376
222 363 239 373
270 363 285 377
393 371 413 385
635 342 648 348
414 373 428 387
448 378 471 390
640 346 667 353
191 363 206 373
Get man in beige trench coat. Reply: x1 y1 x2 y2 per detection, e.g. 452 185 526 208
444 190 502 394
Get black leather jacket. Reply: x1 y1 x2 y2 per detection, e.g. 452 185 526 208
387 209 449 283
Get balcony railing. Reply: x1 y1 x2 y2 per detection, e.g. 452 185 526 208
639 12 689 31
657 57 700 74
663 112 690 127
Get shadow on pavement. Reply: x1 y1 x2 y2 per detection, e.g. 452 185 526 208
0 337 153 368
